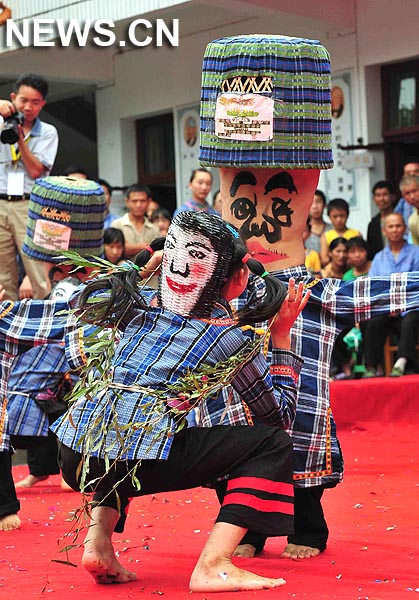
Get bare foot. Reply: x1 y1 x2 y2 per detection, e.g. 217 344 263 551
82 529 137 584
15 474 48 488
281 543 320 560
233 543 257 558
0 513 21 531
190 557 285 592
60 476 74 492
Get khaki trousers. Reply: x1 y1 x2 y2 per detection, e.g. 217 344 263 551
0 199 49 300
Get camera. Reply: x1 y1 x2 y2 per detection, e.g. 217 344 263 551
1 111 24 145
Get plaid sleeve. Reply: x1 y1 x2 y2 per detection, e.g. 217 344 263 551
332 272 419 328
0 299 69 354
64 327 88 370
230 348 302 429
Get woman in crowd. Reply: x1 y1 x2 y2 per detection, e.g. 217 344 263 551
321 237 348 279
103 227 126 265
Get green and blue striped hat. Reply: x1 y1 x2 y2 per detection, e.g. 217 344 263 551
199 34 333 169
22 176 106 263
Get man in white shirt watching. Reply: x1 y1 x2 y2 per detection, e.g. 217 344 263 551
0 73 59 300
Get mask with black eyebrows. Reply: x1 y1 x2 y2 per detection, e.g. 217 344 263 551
199 34 333 271
158 211 236 318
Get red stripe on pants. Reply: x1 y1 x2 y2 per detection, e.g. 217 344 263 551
223 492 294 515
227 477 293 497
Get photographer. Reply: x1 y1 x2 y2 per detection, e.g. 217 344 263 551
0 73 58 300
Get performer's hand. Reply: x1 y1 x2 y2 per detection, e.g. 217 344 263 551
0 284 5 302
270 278 310 349
140 250 163 279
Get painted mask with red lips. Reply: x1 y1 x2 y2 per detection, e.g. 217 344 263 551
220 167 320 271
159 211 236 318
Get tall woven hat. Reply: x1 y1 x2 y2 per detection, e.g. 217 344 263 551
22 176 106 263
199 34 333 169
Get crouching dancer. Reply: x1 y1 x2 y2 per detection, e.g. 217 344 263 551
52 211 309 592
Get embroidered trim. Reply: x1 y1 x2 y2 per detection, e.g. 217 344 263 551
293 406 332 480
0 301 15 320
303 278 321 290
0 397 6 441
270 364 299 384
78 328 87 365
241 324 267 336
198 316 237 326
263 330 271 356
241 399 254 426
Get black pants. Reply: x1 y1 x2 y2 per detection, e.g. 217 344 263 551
59 425 294 535
331 329 352 374
11 409 64 477
217 482 329 553
0 450 20 518
27 432 61 476
364 311 419 371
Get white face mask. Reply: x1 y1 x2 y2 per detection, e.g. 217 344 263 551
160 222 218 316
50 280 78 300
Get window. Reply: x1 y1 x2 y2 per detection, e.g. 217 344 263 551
382 60 419 135
136 113 176 213
136 113 175 184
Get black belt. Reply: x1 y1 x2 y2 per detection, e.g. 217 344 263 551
0 193 30 201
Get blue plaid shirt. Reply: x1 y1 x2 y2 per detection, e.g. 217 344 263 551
198 266 419 488
7 343 72 438
0 299 77 451
53 305 302 461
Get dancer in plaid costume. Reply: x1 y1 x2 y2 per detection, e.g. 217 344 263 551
53 211 309 591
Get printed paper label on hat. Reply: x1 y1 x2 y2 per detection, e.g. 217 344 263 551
7 172 24 196
215 93 273 141
33 219 72 251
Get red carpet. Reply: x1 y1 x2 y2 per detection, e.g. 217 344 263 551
2 376 419 599
330 373 419 427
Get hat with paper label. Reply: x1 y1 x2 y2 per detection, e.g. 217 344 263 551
22 176 106 263
199 34 333 169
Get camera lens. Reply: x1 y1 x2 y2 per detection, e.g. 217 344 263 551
0 124 19 144
0 112 23 145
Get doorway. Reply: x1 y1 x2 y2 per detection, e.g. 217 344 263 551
382 59 419 197
385 136 419 199
136 113 176 215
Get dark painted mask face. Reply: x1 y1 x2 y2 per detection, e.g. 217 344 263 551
221 168 319 267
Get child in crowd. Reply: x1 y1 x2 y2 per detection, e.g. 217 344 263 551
150 207 172 236
303 219 322 277
305 190 332 254
320 198 361 266
332 237 372 379
343 237 371 281
52 211 309 592
104 227 126 265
